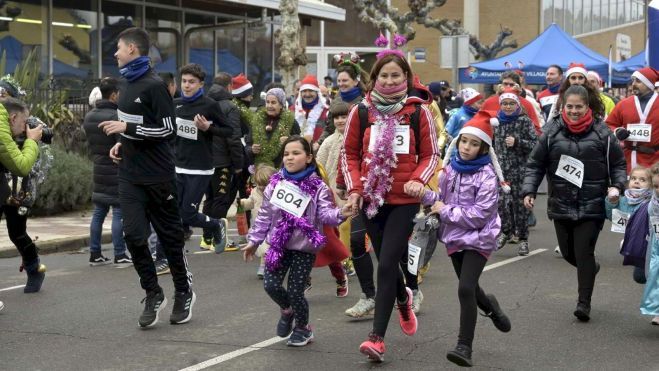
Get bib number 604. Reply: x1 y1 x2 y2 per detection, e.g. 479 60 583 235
276 188 303 208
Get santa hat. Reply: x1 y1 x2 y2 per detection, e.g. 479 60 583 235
632 67 659 90
88 86 102 107
232 73 253 98
498 87 520 105
442 110 511 193
299 75 320 92
655 81 659 88
459 88 482 106
565 62 587 79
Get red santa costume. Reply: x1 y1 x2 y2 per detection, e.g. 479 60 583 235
606 67 659 172
292 75 329 142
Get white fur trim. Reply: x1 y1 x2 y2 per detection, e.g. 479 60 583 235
294 94 327 136
566 66 587 78
443 137 457 168
499 92 519 104
459 126 492 147
489 147 510 194
655 81 659 88
490 118 500 127
299 83 320 92
232 82 253 94
632 71 654 90
88 86 102 106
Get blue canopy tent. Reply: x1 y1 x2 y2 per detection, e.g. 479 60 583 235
459 23 618 85
614 50 646 74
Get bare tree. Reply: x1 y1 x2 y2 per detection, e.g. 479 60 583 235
276 0 307 94
354 0 517 60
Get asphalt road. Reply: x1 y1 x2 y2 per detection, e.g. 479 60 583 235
0 195 657 371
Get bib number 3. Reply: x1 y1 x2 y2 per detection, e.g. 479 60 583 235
555 155 584 188
271 181 311 218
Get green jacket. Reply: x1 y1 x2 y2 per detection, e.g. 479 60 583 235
0 103 39 177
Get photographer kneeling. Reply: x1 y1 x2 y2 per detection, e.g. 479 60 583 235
0 97 46 293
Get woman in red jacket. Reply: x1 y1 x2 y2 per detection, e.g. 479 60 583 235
340 51 439 362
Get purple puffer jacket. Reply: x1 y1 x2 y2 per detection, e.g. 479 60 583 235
422 163 501 257
248 173 345 254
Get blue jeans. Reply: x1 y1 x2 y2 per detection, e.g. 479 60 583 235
90 203 126 256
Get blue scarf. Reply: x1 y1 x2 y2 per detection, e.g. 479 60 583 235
497 107 521 124
301 96 319 111
450 153 491 174
181 88 204 103
340 86 362 103
283 163 317 181
463 104 479 116
119 56 151 82
548 83 560 94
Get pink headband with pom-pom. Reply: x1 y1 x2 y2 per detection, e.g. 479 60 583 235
374 32 407 60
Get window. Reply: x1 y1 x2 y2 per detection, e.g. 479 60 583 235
0 0 50 75
146 6 181 76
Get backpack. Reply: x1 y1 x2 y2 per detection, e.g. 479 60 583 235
357 103 422 155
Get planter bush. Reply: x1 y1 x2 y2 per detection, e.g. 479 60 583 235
31 146 92 216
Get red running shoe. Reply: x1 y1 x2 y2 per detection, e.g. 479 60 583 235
359 332 385 362
397 287 417 336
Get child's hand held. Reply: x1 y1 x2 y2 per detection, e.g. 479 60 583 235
241 242 257 262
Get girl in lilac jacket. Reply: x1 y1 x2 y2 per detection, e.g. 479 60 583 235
242 136 352 347
420 111 511 367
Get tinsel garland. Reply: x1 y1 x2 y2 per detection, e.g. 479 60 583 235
361 106 399 218
250 109 294 167
264 172 326 271
232 98 255 126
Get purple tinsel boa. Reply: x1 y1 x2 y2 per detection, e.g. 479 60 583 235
362 106 399 218
264 171 326 271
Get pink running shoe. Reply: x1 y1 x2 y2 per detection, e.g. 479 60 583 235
397 287 417 335
359 332 385 362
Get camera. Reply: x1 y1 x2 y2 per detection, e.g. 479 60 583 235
25 116 53 144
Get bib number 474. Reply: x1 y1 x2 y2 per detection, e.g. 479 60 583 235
562 164 582 179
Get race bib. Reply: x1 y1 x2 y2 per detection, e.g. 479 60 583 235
270 181 311 218
369 124 410 154
651 216 659 235
176 118 198 140
117 110 143 125
627 123 652 143
610 208 630 234
555 155 584 188
539 95 558 107
407 243 423 275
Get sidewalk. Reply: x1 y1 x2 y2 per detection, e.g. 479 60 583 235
0 209 112 258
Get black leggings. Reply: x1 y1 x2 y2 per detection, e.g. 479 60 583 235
363 203 418 337
1 205 38 265
349 214 375 298
450 250 494 348
553 219 603 304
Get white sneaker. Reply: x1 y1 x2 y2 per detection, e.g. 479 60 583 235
554 245 561 255
345 293 375 318
412 289 424 314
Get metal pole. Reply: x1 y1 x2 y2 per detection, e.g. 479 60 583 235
47 0 53 76
452 36 458 87
96 0 102 78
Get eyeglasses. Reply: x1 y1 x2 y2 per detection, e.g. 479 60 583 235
500 101 518 107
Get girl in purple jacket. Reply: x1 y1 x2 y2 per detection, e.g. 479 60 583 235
421 111 511 367
242 136 352 347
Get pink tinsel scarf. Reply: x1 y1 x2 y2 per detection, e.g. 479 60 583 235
264 172 326 271
362 105 399 218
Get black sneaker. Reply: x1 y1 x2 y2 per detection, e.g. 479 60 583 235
139 289 167 328
113 254 133 266
155 260 170 276
170 289 196 324
496 233 510 250
484 294 511 332
89 252 112 266
213 219 228 254
446 343 473 367
286 325 314 346
574 301 591 322
277 308 295 337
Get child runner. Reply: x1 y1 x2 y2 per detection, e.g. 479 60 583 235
641 163 659 325
421 111 512 367
242 136 353 346
606 166 652 283
493 87 538 255
239 164 277 278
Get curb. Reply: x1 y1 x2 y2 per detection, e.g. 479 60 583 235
0 232 112 259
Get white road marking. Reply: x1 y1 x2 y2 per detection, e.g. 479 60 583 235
193 250 212 254
179 247 547 370
484 248 547 271
0 285 25 292
178 336 285 371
